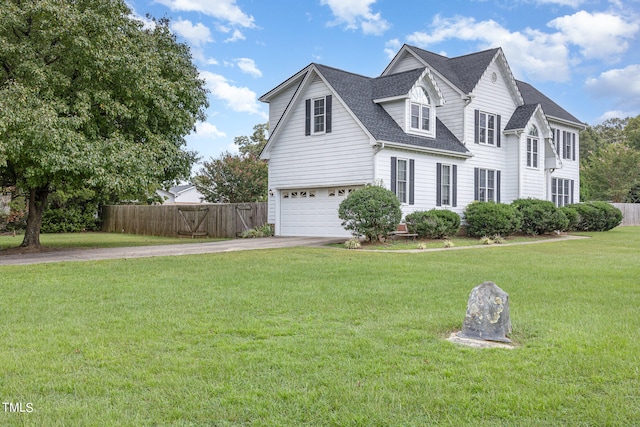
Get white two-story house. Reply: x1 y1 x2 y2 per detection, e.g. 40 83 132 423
259 44 584 237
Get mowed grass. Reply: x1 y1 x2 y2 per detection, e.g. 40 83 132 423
1 228 639 426
0 232 225 250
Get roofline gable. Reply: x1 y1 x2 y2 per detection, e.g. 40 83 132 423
469 48 524 106
261 64 376 159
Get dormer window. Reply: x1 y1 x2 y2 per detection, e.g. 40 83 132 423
407 86 435 137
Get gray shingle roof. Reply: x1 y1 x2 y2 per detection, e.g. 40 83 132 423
504 104 540 130
314 64 469 155
516 80 582 125
407 46 500 93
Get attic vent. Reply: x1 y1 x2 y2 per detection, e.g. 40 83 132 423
491 72 497 83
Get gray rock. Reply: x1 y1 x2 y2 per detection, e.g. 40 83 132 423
458 281 512 343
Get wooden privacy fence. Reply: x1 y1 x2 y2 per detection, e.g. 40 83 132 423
611 203 640 226
101 203 268 238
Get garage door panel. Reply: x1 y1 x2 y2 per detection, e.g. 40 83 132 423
280 187 358 237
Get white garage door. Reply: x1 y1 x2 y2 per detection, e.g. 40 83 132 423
280 187 360 237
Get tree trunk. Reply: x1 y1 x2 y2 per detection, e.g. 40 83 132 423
21 187 50 248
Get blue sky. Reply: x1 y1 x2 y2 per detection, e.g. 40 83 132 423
125 0 640 168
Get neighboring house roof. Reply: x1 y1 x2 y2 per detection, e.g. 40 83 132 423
313 64 471 156
168 184 195 196
516 80 583 126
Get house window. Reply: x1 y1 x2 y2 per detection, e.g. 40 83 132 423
397 159 408 204
475 110 501 146
527 126 539 168
563 131 576 160
410 103 431 132
437 163 457 207
479 112 496 145
552 178 573 207
441 164 451 206
391 157 414 205
475 168 500 202
313 98 325 133
305 95 332 136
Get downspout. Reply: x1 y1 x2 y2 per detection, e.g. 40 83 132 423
516 130 523 198
462 95 474 145
373 140 385 185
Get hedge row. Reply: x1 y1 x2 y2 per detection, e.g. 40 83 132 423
404 200 622 239
463 199 622 237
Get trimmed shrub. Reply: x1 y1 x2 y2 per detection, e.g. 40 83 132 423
338 185 402 241
405 209 461 239
568 202 622 231
41 207 101 233
511 198 569 235
559 206 580 231
464 201 521 238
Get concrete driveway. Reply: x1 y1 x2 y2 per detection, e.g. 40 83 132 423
0 237 344 266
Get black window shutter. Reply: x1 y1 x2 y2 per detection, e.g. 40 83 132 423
305 99 311 136
390 157 397 195
452 165 457 207
474 168 479 200
436 163 442 206
496 170 501 203
474 110 480 144
570 180 575 204
325 95 332 133
496 115 501 147
409 159 415 205
572 133 576 161
562 131 567 159
556 129 561 154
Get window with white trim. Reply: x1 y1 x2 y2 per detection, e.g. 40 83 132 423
479 112 496 145
440 164 451 206
397 159 408 204
552 178 573 207
313 98 325 134
476 168 497 202
527 125 539 168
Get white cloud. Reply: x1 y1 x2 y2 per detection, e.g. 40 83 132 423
548 11 638 60
384 38 402 59
403 10 638 83
406 15 572 82
234 58 262 78
200 71 267 119
171 19 213 46
586 64 640 118
225 28 246 43
194 121 226 138
320 0 390 36
154 0 255 28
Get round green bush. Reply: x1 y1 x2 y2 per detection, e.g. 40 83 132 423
338 185 402 241
568 202 622 231
405 209 460 238
511 198 569 235
464 201 521 237
558 206 580 231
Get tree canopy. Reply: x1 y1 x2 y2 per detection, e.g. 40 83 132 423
580 115 640 202
194 123 268 204
0 0 208 247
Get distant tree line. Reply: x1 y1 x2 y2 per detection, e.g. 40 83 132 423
580 115 640 202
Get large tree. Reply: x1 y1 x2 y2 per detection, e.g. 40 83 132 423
581 143 640 202
0 0 208 248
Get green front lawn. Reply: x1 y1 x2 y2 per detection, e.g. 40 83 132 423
1 227 639 425
0 232 225 250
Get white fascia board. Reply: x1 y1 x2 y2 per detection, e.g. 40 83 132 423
379 140 473 159
546 115 587 130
